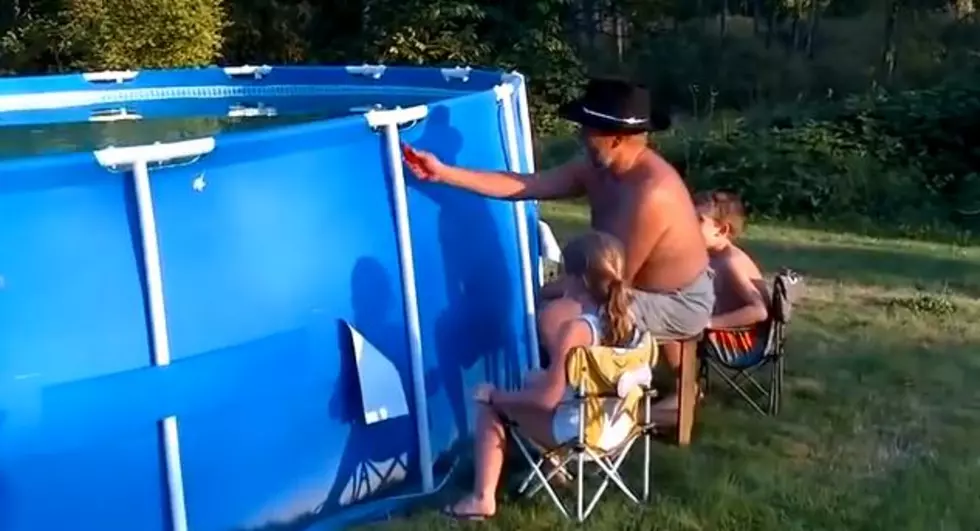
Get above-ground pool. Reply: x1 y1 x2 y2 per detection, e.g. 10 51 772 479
0 65 544 531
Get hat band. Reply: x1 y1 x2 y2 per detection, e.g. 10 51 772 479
582 106 647 125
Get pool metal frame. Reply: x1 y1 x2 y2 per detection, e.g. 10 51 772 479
69 64 543 529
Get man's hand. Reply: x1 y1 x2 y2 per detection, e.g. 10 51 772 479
402 143 447 182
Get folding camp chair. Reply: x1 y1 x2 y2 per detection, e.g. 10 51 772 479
697 268 804 416
501 333 659 522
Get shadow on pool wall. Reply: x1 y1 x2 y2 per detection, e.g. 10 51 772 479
409 97 524 457
0 66 537 531
318 257 417 515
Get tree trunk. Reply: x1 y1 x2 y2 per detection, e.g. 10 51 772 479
582 0 597 50
752 0 763 36
615 6 625 64
790 11 800 51
881 0 899 85
719 0 729 37
805 0 822 58
765 0 777 49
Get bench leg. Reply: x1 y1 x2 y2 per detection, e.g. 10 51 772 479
676 340 698 446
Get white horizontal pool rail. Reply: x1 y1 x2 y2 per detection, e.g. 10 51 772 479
0 84 463 114
346 64 387 79
82 70 139 83
93 137 216 168
364 105 428 128
364 105 435 494
227 105 278 118
494 82 542 372
94 138 216 531
89 108 142 122
441 66 472 82
223 64 273 80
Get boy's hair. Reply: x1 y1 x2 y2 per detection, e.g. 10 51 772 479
694 190 747 239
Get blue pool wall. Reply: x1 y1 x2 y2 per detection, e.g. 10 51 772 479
0 66 543 531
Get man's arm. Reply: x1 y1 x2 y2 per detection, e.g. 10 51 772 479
439 159 588 201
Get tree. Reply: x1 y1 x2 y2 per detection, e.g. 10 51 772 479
67 0 226 70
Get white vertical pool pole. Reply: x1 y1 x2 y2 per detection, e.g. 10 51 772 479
494 83 542 372
94 137 215 531
507 73 547 287
364 105 435 493
133 160 189 531
509 72 537 175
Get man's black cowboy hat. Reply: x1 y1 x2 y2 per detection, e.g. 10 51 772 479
558 77 671 133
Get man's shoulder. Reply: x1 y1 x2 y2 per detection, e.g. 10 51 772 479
634 150 684 193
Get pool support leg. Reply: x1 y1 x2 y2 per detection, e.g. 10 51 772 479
133 160 189 531
95 138 217 531
505 73 543 288
508 73 547 288
364 105 435 493
510 73 537 176
494 82 542 373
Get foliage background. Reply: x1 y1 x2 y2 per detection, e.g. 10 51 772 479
2 0 980 237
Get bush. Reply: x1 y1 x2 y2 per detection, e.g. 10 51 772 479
67 0 225 70
657 61 980 234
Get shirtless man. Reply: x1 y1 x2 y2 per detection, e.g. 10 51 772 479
402 77 715 347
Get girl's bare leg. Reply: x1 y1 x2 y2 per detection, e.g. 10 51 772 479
447 402 556 518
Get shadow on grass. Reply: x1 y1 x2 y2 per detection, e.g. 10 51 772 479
743 239 980 297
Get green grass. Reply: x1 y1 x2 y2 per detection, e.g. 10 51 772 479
367 201 980 531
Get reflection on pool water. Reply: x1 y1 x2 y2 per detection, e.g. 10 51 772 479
0 93 429 159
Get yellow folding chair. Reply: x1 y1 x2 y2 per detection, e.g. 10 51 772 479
501 332 659 522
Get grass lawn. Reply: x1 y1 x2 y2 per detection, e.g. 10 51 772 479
368 201 980 531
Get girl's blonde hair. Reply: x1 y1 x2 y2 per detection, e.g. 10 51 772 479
561 231 634 346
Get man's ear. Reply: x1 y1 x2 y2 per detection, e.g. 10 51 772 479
611 135 625 148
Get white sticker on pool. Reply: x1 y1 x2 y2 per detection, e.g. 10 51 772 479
192 173 207 192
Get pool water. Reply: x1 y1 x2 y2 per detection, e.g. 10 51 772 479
0 93 432 159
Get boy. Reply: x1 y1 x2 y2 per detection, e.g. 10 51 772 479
694 191 769 330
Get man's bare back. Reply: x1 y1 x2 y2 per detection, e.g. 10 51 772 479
579 149 708 292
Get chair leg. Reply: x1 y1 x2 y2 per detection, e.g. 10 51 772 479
512 435 571 519
642 392 652 502
707 360 769 416
698 354 710 395
576 450 585 522
769 355 784 416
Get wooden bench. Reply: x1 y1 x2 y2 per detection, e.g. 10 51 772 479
655 335 702 446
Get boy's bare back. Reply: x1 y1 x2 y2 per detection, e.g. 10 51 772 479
710 245 767 320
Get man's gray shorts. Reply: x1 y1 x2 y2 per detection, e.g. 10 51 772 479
630 268 715 339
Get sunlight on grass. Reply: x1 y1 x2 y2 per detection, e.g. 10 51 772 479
366 201 980 531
